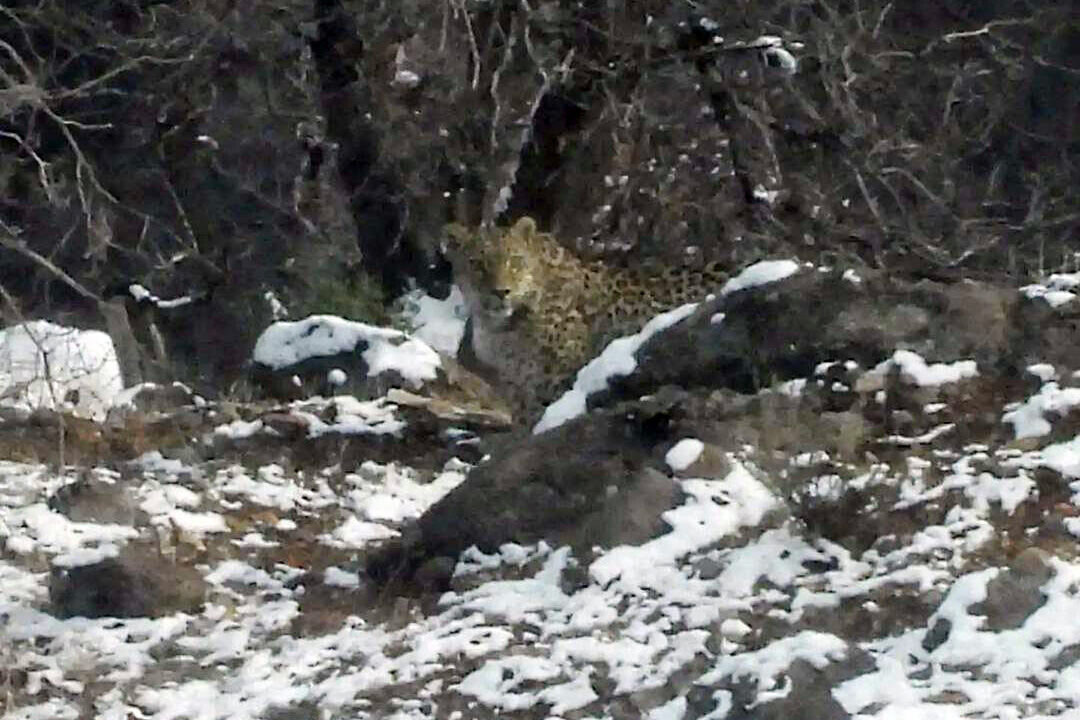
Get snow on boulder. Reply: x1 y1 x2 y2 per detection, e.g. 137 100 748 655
0 320 122 421
719 258 801 296
534 303 698 434
251 315 441 400
535 260 803 434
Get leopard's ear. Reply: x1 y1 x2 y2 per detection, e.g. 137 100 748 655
511 217 538 243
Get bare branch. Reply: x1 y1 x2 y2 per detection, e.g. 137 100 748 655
0 231 101 305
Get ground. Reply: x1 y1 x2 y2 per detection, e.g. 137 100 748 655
3 269 1080 718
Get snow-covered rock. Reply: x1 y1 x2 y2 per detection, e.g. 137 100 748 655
0 320 122 421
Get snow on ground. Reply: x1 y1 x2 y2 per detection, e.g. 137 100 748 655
719 258 800 296
7 273 1080 719
5 369 1080 719
665 438 705 472
1003 379 1080 439
397 286 468 356
212 396 407 440
864 349 979 388
0 320 123 421
1021 273 1079 308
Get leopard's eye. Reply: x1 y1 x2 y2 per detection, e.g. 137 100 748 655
507 255 527 273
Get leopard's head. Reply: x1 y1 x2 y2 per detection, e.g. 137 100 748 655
443 218 545 328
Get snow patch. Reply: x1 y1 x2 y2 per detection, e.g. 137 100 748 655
1021 273 1079 307
534 303 698 433
1002 382 1080 439
398 285 468 356
665 438 705 472
590 460 777 589
865 350 978 388
720 259 800 295
252 315 440 388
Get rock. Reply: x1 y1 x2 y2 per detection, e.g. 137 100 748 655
363 396 681 589
922 618 952 653
690 650 874 720
49 543 207 619
260 412 313 440
250 316 443 401
47 477 142 526
596 270 1017 416
250 318 512 426
121 382 197 415
386 388 512 431
972 547 1053 631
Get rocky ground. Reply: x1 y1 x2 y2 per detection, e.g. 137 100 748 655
3 265 1080 719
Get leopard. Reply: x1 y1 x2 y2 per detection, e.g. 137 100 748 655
443 217 728 421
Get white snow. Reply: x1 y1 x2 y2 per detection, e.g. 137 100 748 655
1041 436 1080 478
0 320 123 421
398 285 468 356
536 259 802 433
590 460 778 588
720 617 752 640
252 315 440 388
323 566 361 588
211 397 406 441
329 515 399 546
719 259 800 296
534 303 698 434
344 461 467 525
8 270 1080 720
665 438 705 472
3 420 1080 720
864 349 978 388
1027 363 1057 382
1021 273 1079 308
128 284 193 309
1002 381 1080 439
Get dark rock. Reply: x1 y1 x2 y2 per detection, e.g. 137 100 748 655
597 270 1016 415
972 548 1053 631
123 382 197 415
261 412 313 440
49 543 207 619
691 650 874 720
1011 292 1080 375
692 557 725 580
250 321 511 429
48 478 142 526
1048 644 1080 671
922 618 952 653
363 397 681 590
250 322 433 402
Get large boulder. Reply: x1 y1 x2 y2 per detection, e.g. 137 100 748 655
250 315 511 425
363 392 685 591
550 267 1019 426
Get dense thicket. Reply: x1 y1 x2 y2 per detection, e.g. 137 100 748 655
1 0 1076 389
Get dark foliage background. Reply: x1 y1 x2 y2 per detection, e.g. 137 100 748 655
1 0 1076 391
